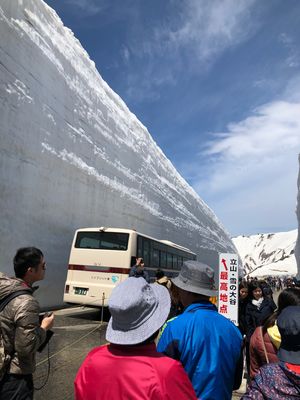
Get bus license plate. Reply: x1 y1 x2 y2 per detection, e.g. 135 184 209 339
74 287 88 295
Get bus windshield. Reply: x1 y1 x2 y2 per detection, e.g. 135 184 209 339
75 231 129 251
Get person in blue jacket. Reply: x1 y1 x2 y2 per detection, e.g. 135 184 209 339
157 260 243 400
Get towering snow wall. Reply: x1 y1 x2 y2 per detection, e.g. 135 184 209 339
0 0 236 307
295 155 300 279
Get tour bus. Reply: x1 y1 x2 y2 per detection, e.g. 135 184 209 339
63 227 196 307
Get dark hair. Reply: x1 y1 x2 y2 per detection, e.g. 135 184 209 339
263 288 300 332
155 269 165 280
278 288 300 311
13 247 43 279
239 282 248 291
248 281 263 300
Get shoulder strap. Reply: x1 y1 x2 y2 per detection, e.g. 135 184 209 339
260 326 269 364
0 290 30 312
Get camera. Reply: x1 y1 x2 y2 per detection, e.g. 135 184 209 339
39 311 53 323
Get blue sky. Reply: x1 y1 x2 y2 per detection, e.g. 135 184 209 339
44 0 300 236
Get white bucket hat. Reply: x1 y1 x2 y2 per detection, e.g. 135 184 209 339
172 260 217 297
106 277 171 345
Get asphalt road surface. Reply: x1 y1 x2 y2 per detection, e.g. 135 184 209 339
33 307 109 400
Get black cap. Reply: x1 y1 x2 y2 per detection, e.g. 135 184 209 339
278 306 300 364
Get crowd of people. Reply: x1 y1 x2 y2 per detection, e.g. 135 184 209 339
1 247 300 399
245 275 299 292
238 276 300 398
76 261 300 399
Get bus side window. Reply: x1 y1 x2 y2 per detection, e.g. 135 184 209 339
178 256 183 268
137 236 143 258
173 254 178 270
167 253 173 269
143 239 150 266
160 251 166 268
152 249 159 268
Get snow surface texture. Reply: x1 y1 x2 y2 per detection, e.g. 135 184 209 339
0 0 236 307
233 230 297 277
295 154 300 279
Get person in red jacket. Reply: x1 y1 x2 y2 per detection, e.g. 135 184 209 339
74 277 197 400
250 288 300 378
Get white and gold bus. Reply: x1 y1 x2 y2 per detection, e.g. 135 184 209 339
63 227 196 306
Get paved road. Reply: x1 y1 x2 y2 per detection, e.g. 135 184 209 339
33 307 109 400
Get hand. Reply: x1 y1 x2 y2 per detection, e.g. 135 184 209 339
41 312 54 331
136 258 143 266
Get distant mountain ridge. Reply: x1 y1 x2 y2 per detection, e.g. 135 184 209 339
233 230 297 277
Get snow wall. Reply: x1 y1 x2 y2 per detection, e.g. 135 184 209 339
0 0 236 307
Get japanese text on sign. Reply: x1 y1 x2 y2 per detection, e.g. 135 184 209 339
218 253 239 325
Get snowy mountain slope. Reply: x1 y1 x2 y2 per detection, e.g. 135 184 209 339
233 230 297 277
0 0 235 307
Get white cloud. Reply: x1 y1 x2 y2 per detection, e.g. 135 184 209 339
121 46 130 64
125 0 258 99
279 32 300 68
164 0 258 63
190 84 300 235
65 0 105 16
204 101 300 160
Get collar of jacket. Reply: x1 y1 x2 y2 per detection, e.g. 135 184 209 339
15 278 35 293
184 301 217 313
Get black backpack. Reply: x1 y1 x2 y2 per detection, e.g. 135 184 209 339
0 290 29 380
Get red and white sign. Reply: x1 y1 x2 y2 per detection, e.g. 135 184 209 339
218 253 239 325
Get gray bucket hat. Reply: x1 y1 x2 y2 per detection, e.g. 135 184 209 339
172 260 217 297
278 305 300 364
106 277 171 345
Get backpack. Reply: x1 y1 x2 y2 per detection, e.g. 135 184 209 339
0 290 29 380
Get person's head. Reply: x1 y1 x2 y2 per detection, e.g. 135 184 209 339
106 277 170 345
286 278 294 288
155 269 165 280
263 288 300 332
248 281 263 300
13 247 45 284
239 282 248 300
136 257 145 269
277 306 300 364
278 288 300 312
171 261 217 307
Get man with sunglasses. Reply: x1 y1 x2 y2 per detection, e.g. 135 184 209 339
0 247 54 400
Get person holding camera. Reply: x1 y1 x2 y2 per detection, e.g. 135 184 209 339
129 257 150 283
0 247 54 400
